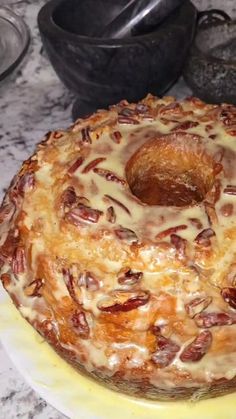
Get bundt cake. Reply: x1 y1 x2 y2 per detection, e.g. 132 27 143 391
1 95 236 400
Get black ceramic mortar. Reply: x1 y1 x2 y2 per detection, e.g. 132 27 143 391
38 0 197 119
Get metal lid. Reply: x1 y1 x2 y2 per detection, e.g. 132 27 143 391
0 7 30 81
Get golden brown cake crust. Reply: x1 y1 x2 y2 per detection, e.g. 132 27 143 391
1 95 236 400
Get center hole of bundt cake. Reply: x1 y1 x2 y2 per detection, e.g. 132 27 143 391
128 176 204 207
125 135 215 207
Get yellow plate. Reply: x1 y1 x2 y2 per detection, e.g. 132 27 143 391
0 288 236 419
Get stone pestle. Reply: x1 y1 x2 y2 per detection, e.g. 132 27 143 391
96 0 185 39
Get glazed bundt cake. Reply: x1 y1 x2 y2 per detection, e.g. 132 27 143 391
1 95 236 400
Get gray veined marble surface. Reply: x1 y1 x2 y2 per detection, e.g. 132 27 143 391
0 0 235 418
0 1 71 417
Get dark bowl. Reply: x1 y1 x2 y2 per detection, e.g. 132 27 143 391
183 10 236 104
38 0 196 117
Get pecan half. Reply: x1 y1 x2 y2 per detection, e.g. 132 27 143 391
1 273 11 287
81 127 92 143
0 202 15 224
9 173 35 203
118 116 139 125
11 247 26 275
213 163 223 176
105 194 131 215
221 287 236 310
60 187 77 208
155 225 187 240
97 290 150 313
71 310 90 339
195 312 236 328
185 297 212 318
220 203 233 217
93 168 126 186
106 206 116 223
53 131 64 139
194 228 215 247
135 103 149 114
78 271 100 291
219 107 236 126
189 218 203 230
68 156 84 175
224 185 236 195
159 102 183 116
118 107 136 117
25 279 44 297
62 268 80 305
180 330 212 362
0 229 19 261
171 121 199 131
114 226 138 242
150 325 161 335
204 202 218 225
65 204 103 225
18 173 35 195
226 263 236 287
110 131 122 144
118 269 143 286
82 157 106 174
170 234 187 258
20 172 35 192
226 129 236 136
151 335 180 368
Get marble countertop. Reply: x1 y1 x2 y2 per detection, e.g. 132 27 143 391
0 2 72 417
0 0 235 418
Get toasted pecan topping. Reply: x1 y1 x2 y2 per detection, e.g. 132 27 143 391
195 312 236 328
204 202 218 226
60 186 77 208
65 205 103 225
106 206 116 223
114 226 138 242
0 202 15 224
82 157 106 173
105 194 131 215
170 234 187 258
25 278 44 297
78 271 101 291
3 95 236 399
185 297 212 318
220 203 234 217
151 335 180 368
110 131 122 144
81 126 92 143
71 310 90 339
194 228 215 246
180 331 212 362
118 269 143 286
156 225 187 240
93 168 126 185
97 290 150 313
62 268 80 305
68 156 84 174
224 185 236 195
221 287 236 310
189 218 203 230
11 247 26 275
